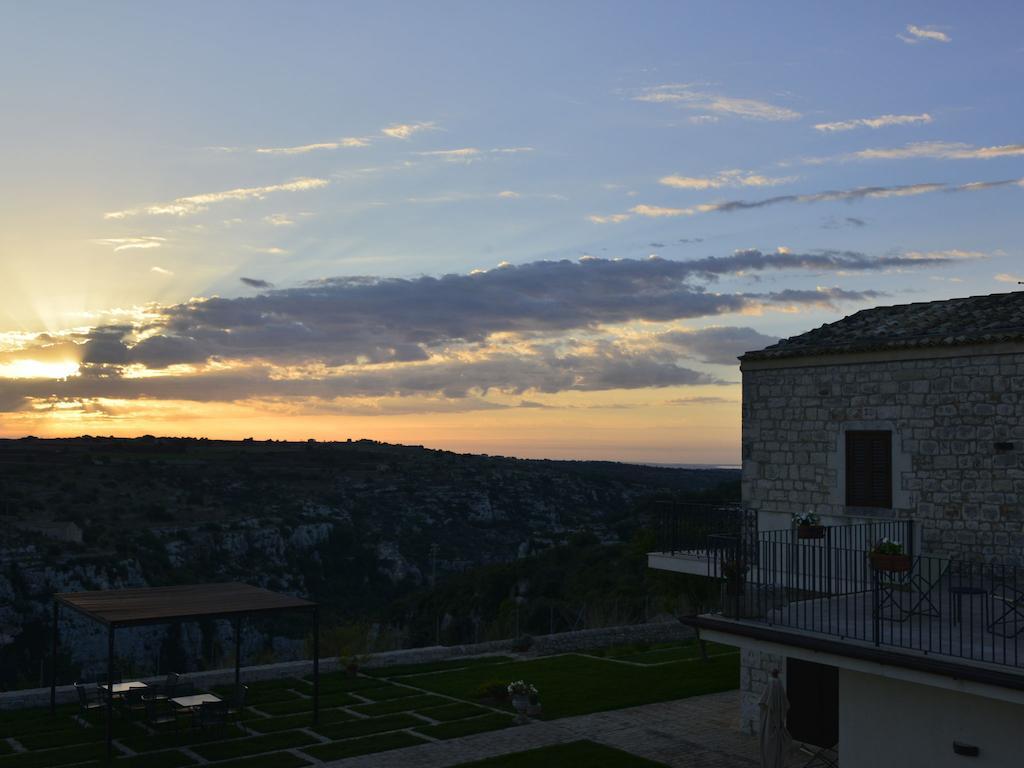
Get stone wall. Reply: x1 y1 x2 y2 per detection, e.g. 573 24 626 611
742 348 1024 565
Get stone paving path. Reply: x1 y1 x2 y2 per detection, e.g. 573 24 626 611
321 690 807 768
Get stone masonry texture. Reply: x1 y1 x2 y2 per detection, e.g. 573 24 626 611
742 350 1024 565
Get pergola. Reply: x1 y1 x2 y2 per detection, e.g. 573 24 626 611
51 582 320 763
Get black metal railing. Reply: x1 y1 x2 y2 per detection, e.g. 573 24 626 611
653 501 755 557
709 522 1024 670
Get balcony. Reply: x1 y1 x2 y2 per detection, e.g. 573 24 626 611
647 501 757 576
696 521 1024 677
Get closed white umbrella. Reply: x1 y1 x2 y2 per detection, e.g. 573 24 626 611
759 669 791 768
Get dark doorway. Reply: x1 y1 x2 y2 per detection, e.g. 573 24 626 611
786 658 838 747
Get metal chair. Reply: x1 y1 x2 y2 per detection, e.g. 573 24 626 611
226 684 248 724
120 688 148 720
990 581 1024 637
75 682 104 717
194 700 229 738
144 695 179 736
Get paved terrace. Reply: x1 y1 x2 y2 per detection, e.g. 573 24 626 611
758 578 1024 672
320 691 809 768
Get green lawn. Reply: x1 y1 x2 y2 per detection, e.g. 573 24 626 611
366 656 514 678
403 652 739 719
0 641 736 767
301 732 428 762
449 740 669 767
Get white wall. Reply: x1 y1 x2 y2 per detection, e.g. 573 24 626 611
840 669 1024 766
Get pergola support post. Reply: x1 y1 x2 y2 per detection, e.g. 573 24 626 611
312 606 320 725
50 601 59 715
106 625 114 764
234 617 242 690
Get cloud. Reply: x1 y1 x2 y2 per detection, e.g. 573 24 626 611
799 142 1024 166
633 84 800 121
381 121 436 139
255 138 369 154
417 147 534 163
92 236 166 252
625 177 1021 219
150 266 174 276
62 251 952 370
822 216 867 229
240 277 273 289
418 147 481 161
498 190 520 199
665 396 737 406
629 204 706 218
588 213 632 224
659 326 780 365
660 170 795 190
995 273 1023 284
3 249 981 412
814 113 932 133
105 178 329 219
848 141 1024 161
900 24 951 44
264 214 295 226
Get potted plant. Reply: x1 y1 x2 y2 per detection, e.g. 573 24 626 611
793 510 825 539
721 558 748 596
507 680 537 721
527 685 542 717
869 538 911 572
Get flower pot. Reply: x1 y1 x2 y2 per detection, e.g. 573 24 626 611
527 701 543 717
870 552 912 572
798 525 825 540
511 694 530 721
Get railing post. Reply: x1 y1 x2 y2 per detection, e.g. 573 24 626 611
872 566 880 647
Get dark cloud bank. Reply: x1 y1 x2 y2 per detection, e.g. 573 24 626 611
0 248 978 410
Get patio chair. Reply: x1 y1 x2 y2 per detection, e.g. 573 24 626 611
144 695 179 736
874 556 943 622
154 672 181 699
120 688 148 721
75 682 104 717
990 581 1024 638
226 684 248 724
195 700 229 738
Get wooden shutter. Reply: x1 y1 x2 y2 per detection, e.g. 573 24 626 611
845 430 892 508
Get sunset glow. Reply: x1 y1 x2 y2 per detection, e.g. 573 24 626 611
1 4 1021 462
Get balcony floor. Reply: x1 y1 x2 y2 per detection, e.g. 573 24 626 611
737 575 1024 673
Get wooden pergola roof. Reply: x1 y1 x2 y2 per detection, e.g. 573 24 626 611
55 582 316 628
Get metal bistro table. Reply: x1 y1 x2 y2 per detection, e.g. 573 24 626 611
98 681 148 699
170 693 221 710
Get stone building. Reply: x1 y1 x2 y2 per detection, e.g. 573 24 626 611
741 290 1024 565
650 291 1024 768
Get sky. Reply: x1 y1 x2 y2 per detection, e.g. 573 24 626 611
0 1 1022 463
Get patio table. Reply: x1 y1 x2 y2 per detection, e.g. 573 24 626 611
98 681 148 694
170 693 221 709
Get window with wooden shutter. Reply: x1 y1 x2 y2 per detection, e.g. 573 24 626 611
845 430 892 508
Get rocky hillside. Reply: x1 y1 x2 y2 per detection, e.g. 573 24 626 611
0 436 736 688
